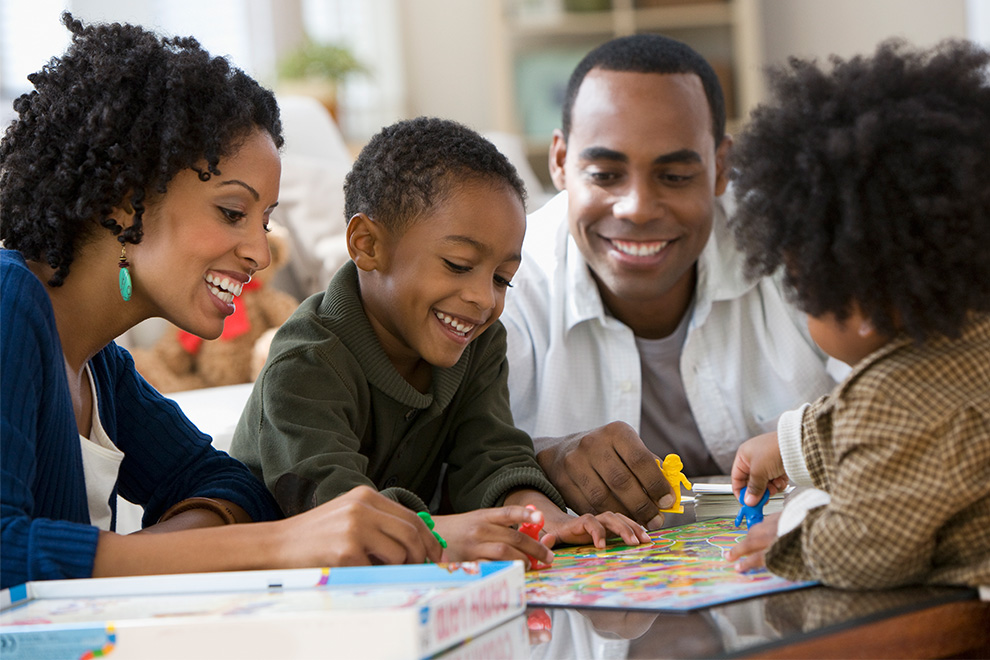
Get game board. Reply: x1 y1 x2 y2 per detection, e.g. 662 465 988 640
525 518 815 611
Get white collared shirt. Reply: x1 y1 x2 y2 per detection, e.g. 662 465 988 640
503 191 838 471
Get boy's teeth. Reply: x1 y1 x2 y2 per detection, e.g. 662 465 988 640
434 311 475 335
612 239 669 256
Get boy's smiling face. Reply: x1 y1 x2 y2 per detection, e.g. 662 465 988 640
352 179 526 388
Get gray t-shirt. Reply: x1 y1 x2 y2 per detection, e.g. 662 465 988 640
636 308 721 476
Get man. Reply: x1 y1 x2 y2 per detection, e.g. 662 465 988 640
502 34 837 529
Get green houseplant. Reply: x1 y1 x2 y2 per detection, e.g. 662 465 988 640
277 39 366 122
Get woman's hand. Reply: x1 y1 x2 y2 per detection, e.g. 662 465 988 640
723 511 781 572
432 507 555 568
275 485 443 566
94 485 442 578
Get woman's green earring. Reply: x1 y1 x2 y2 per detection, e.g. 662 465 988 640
118 243 132 301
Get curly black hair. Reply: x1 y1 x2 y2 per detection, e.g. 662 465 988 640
731 39 990 342
0 13 284 286
343 116 526 233
561 33 726 144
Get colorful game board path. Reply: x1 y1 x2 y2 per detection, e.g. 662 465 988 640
525 518 814 611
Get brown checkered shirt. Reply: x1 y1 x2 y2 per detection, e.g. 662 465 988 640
766 315 990 589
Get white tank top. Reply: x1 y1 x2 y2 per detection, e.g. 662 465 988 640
77 364 125 531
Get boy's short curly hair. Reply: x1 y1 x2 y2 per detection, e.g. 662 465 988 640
343 116 526 233
0 13 283 286
731 39 990 342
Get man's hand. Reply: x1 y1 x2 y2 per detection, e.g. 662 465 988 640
535 422 673 528
730 431 788 506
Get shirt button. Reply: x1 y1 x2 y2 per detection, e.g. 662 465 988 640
384 476 398 488
620 381 633 393
404 409 417 421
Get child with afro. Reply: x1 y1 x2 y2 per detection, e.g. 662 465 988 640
231 117 649 566
724 39 990 589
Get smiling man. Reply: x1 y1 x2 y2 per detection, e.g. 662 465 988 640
502 34 837 528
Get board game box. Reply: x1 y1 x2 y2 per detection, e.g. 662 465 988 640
0 561 524 660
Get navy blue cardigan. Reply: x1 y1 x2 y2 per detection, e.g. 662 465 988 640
1 250 281 589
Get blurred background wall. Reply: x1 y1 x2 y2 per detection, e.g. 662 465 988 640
2 0 988 191
2 0 987 349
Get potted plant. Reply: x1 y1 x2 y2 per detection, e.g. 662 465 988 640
277 39 367 122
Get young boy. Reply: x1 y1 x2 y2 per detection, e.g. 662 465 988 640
231 117 649 566
724 40 990 589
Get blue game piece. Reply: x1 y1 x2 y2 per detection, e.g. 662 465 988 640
735 487 771 528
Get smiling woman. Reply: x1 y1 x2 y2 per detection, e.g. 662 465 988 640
126 130 281 341
0 12 443 591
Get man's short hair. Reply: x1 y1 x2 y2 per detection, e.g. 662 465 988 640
561 33 726 144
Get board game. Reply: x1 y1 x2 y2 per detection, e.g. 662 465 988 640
525 518 814 611
0 561 524 660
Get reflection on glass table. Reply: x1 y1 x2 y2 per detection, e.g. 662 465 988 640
442 483 989 660
522 584 986 659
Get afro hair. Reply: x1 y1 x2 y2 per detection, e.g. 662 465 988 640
731 39 990 342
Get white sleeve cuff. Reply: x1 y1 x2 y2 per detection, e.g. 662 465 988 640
777 487 831 536
778 403 814 487
532 435 557 454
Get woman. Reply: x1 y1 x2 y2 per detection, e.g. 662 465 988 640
0 13 441 590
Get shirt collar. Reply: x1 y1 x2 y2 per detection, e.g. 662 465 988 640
824 313 990 407
554 187 759 334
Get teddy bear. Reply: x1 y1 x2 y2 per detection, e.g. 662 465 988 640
132 225 300 393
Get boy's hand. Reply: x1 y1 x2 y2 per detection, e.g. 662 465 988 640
731 431 789 506
723 512 781 572
540 511 651 550
432 507 555 568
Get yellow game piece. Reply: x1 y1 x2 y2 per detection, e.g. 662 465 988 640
657 454 693 514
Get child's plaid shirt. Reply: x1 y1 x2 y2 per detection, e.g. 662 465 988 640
766 314 990 589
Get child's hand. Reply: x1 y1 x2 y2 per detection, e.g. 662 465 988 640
432 507 555 568
540 511 651 550
731 431 789 506
723 512 781 572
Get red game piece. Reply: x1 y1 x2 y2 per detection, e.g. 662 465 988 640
519 504 550 570
527 608 552 631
